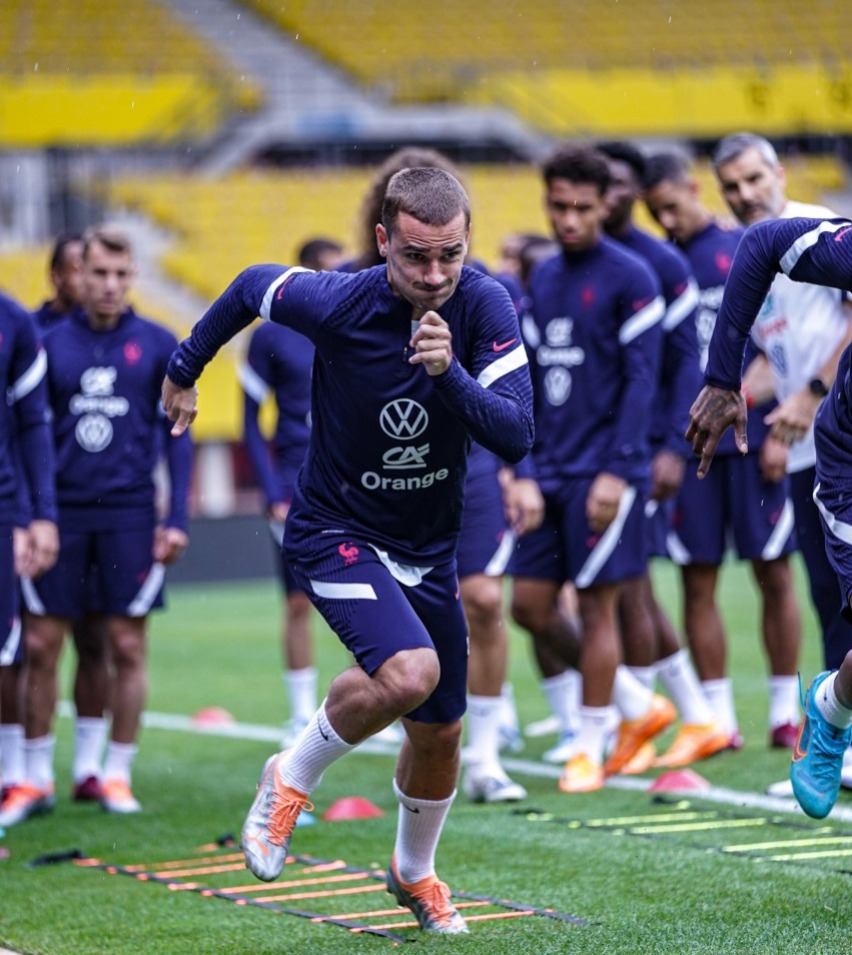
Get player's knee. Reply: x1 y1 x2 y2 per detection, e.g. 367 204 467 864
510 595 546 635
406 719 463 763
110 629 146 669
24 622 63 668
376 648 440 710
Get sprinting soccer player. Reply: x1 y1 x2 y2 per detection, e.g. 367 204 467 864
0 227 193 827
644 151 803 750
688 214 852 819
509 145 670 793
161 167 533 934
0 290 58 802
346 146 539 802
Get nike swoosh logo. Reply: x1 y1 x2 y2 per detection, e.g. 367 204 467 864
319 724 330 742
791 717 809 762
834 226 852 242
492 338 518 352
404 805 421 813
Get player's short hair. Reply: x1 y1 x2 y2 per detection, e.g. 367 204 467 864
541 145 611 196
643 151 693 191
595 140 647 182
381 167 470 237
712 132 780 170
49 231 84 272
359 147 462 263
82 226 133 260
297 237 343 270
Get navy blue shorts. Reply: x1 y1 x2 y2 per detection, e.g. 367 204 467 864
268 518 303 595
813 475 852 620
644 497 675 560
23 524 165 619
0 523 22 666
285 532 468 724
668 454 796 565
457 468 514 579
511 477 647 589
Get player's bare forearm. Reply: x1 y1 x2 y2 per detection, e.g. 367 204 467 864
686 385 747 478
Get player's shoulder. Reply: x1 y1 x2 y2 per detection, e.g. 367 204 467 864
0 289 35 328
600 236 660 288
628 225 692 276
782 199 838 220
127 309 181 348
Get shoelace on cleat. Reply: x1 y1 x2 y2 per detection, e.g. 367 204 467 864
410 879 458 926
266 790 312 846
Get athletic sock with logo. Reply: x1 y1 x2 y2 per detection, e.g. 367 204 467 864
278 700 357 793
815 672 852 730
392 778 456 884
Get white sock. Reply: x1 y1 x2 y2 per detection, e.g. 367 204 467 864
103 742 138 785
24 735 55 789
657 650 714 725
286 666 318 725
612 666 654 721
466 694 502 774
701 678 738 735
0 723 25 787
74 717 107 783
575 705 616 765
500 682 520 733
815 672 852 729
541 670 581 735
278 701 357 793
393 778 455 884
768 676 800 729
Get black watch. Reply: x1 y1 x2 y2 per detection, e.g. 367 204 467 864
809 377 829 398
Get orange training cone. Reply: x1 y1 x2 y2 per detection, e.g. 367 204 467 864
649 769 711 792
191 706 235 727
323 796 385 821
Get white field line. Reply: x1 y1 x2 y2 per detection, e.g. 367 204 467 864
55 701 852 824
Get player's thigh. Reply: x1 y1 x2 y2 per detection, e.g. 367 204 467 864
22 526 91 619
667 460 728 565
564 477 647 590
457 468 514 579
94 525 164 617
727 455 796 561
0 523 22 666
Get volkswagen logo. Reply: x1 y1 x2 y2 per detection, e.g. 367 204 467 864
379 399 429 440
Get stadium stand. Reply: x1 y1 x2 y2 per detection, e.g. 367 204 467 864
0 0 260 146
243 0 852 135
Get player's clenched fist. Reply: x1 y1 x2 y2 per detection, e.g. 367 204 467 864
409 311 452 376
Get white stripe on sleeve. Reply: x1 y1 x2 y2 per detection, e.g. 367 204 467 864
619 296 665 345
259 267 313 320
663 278 699 331
779 220 850 275
238 362 270 403
7 349 47 405
477 344 528 389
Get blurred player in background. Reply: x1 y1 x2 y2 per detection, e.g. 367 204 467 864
0 227 193 827
644 151 803 750
511 145 670 793
0 289 58 805
239 239 341 743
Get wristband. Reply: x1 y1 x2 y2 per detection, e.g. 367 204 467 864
742 386 755 410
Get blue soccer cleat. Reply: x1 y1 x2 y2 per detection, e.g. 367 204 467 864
791 671 852 819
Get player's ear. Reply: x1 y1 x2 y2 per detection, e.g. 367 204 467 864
375 223 389 258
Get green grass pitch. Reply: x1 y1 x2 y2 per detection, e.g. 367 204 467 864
2 557 850 955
